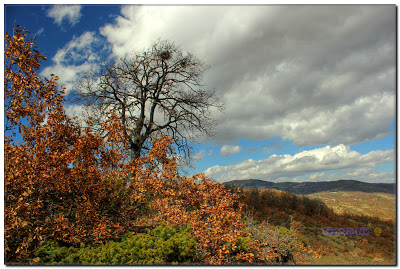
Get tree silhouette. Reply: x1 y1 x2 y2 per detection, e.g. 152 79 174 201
72 40 223 162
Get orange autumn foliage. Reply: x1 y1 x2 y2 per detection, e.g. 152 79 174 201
4 27 254 265
126 136 252 264
5 27 131 262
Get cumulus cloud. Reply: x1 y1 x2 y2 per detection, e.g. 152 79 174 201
41 32 107 94
100 5 395 147
219 145 242 157
204 144 395 183
52 32 100 64
192 149 214 162
47 5 82 26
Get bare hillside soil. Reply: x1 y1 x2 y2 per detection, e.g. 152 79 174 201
307 191 395 221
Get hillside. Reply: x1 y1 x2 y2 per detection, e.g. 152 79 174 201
239 188 396 265
223 179 395 195
307 191 396 221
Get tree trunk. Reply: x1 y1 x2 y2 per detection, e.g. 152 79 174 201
130 142 141 162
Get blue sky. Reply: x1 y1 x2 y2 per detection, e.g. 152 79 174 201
4 4 396 183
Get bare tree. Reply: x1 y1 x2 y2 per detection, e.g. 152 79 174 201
72 40 223 162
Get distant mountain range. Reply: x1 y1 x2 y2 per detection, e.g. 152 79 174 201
223 179 396 195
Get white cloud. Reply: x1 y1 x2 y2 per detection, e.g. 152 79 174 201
347 167 375 178
40 32 106 94
219 145 242 157
204 144 395 183
358 171 395 184
47 5 82 26
65 104 85 119
52 32 99 64
308 172 326 181
193 149 214 162
100 6 395 147
193 150 206 162
34 27 44 36
41 63 93 94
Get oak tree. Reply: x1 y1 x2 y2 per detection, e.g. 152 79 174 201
5 27 132 262
72 40 222 161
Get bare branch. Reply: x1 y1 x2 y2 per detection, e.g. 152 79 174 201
73 40 223 162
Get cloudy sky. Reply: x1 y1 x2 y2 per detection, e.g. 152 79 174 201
4 4 396 183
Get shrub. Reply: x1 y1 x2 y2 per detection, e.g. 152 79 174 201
34 223 197 265
245 220 310 264
33 241 79 264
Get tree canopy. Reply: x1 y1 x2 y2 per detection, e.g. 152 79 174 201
73 40 222 161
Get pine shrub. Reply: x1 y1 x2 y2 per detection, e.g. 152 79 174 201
34 223 197 265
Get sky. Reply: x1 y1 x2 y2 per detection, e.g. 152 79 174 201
4 4 396 184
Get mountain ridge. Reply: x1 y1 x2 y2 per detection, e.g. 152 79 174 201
223 179 396 195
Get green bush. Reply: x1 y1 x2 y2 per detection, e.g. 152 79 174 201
34 223 197 265
33 241 80 264
226 236 251 254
